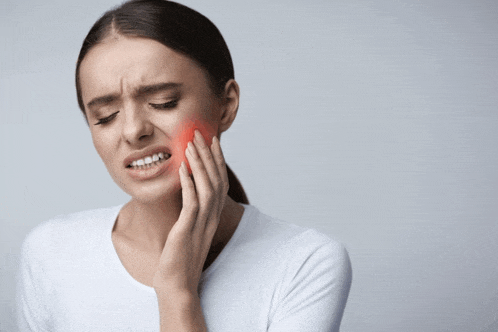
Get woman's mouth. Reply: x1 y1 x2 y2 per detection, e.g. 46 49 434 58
126 152 171 170
125 153 173 180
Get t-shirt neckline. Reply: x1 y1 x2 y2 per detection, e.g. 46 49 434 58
105 202 255 293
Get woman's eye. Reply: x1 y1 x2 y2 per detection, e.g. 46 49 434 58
149 100 178 110
94 111 119 125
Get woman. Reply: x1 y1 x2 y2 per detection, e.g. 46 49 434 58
16 1 352 331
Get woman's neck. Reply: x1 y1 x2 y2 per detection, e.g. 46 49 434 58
114 194 245 256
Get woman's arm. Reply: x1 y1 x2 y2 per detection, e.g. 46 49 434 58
268 240 353 332
16 226 52 332
152 131 229 332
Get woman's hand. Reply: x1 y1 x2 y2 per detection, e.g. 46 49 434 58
152 129 229 295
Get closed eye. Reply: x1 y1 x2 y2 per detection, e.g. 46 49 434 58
149 100 178 110
94 111 119 125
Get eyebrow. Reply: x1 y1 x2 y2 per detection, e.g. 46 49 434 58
86 94 119 110
135 82 182 96
86 82 182 113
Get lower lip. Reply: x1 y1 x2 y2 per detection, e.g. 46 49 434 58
125 157 172 181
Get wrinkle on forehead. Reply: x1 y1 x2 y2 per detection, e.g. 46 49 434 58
80 36 215 111
81 37 168 99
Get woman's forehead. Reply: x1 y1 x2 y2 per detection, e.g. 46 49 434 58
79 36 209 102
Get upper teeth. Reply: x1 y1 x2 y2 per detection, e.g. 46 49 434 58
130 152 169 167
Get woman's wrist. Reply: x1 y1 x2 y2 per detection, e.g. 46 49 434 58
155 287 207 332
154 285 198 304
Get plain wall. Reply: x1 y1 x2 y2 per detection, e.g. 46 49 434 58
1 0 497 331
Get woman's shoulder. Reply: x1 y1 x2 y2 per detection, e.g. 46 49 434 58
219 204 352 299
20 204 122 258
239 204 351 266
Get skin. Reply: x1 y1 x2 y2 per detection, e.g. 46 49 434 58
78 35 244 331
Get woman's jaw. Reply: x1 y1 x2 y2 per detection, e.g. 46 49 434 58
112 120 218 205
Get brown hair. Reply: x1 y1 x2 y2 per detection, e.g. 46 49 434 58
75 0 249 204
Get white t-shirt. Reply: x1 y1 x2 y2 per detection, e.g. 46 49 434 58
16 203 352 332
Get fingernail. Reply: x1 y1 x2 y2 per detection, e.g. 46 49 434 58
187 141 193 152
194 130 202 143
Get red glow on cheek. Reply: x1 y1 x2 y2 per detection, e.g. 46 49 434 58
171 118 215 174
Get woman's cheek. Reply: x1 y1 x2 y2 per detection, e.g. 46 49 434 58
170 117 216 174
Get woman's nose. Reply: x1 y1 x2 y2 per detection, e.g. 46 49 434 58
121 102 154 145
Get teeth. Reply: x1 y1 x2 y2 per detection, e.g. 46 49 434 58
129 153 170 168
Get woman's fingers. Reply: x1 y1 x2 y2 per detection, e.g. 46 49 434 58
193 130 221 188
186 139 215 221
176 161 199 233
210 136 229 197
187 131 228 234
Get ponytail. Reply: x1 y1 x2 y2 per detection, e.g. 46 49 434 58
226 165 249 204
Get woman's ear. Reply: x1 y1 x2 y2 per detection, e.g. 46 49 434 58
218 79 240 134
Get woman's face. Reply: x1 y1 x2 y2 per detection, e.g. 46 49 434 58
79 36 226 202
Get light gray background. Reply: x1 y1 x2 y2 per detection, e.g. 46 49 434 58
1 0 497 331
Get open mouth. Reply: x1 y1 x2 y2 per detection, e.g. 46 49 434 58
126 152 172 170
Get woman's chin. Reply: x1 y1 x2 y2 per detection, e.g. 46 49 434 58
118 176 182 204
132 188 181 205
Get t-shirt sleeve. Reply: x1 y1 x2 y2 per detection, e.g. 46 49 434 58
16 228 52 332
268 236 353 332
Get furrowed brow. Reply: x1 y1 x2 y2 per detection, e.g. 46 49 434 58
135 82 182 97
86 94 120 110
